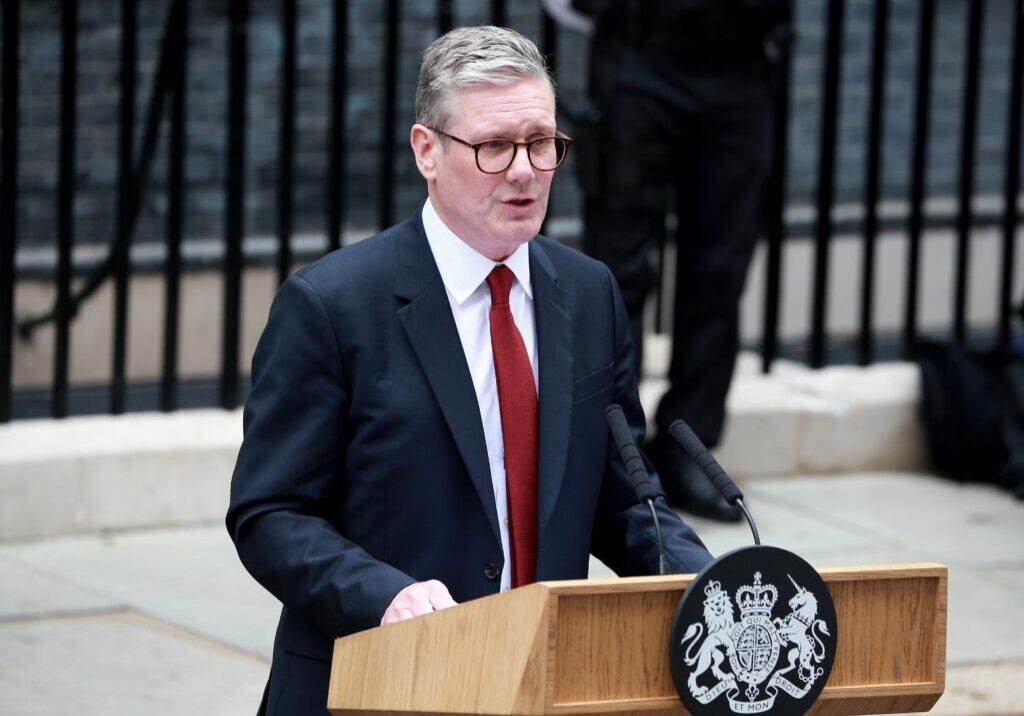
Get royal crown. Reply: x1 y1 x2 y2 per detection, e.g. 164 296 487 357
704 579 724 599
736 572 778 616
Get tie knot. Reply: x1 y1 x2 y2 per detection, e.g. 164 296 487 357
486 265 514 306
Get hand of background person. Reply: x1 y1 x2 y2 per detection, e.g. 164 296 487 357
380 580 458 625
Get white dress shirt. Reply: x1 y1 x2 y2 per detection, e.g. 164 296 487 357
421 198 539 592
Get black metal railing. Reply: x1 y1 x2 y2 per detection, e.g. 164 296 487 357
1 0 19 422
0 0 1020 423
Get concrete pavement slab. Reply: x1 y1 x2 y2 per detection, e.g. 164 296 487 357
0 527 280 660
0 555 122 620
906 661 1024 716
1 468 1020 716
680 489 880 558
944 565 1024 665
743 473 1024 567
0 611 268 716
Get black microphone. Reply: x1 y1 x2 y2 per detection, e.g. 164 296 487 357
605 404 659 502
605 404 670 574
667 419 761 545
667 420 743 504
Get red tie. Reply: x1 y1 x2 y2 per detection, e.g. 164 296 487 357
486 266 538 588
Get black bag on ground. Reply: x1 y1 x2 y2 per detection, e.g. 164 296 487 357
917 340 1024 498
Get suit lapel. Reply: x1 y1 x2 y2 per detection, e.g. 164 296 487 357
394 217 501 545
530 241 573 541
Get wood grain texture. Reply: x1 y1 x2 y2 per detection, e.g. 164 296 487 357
328 564 947 716
328 584 552 715
554 591 683 703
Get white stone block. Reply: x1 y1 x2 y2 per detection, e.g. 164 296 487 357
0 411 243 541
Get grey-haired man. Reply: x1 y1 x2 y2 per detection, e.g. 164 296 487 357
227 26 711 716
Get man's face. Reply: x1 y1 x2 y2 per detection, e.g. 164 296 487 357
418 78 557 260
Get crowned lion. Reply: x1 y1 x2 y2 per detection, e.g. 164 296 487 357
680 580 737 697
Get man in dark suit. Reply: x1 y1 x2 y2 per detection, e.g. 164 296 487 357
568 0 791 522
227 25 712 716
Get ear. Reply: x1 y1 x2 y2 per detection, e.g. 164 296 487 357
410 123 440 182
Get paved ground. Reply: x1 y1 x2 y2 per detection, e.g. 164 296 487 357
1 471 1021 716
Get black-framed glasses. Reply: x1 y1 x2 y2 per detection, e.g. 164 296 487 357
428 128 573 174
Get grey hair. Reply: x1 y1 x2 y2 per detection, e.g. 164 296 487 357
415 26 556 136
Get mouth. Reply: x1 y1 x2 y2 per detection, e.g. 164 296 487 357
504 197 536 208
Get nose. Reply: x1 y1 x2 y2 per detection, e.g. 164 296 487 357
504 145 536 184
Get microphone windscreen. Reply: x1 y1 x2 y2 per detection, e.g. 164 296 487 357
605 405 658 502
668 420 744 504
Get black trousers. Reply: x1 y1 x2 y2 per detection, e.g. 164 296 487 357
582 57 776 446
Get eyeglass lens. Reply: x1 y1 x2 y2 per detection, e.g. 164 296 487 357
477 138 567 173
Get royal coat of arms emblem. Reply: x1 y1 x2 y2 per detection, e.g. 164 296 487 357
670 547 837 716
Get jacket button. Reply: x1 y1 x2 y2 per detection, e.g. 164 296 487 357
483 562 499 580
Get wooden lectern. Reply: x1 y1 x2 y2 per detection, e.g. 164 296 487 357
329 564 946 716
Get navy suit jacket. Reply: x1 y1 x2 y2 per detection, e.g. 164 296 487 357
226 211 712 715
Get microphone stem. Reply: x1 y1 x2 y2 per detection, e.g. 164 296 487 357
646 499 671 575
736 498 761 546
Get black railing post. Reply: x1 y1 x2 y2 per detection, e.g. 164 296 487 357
761 31 794 374
859 0 890 366
327 0 347 253
0 0 20 424
17 0 183 342
1000 0 1024 355
379 0 399 231
540 12 557 238
953 0 985 346
111 0 137 415
904 0 936 359
221 0 249 410
809 0 844 368
438 0 454 34
490 0 506 27
54 0 79 418
277 0 297 282
161 0 188 413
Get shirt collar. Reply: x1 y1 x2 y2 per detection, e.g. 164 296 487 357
421 198 533 306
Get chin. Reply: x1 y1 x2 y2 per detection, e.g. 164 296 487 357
508 217 545 241
502 227 542 248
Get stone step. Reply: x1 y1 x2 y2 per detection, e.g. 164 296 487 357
0 348 927 542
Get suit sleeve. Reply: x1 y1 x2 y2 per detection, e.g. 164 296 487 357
226 274 415 637
589 264 715 576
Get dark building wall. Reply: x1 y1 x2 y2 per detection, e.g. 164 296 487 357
2 0 1019 251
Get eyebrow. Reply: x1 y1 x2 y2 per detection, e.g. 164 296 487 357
471 123 558 141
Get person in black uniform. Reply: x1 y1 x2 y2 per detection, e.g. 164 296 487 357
571 0 791 521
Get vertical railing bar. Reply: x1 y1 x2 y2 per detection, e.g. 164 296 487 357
540 11 557 238
0 0 21 423
904 0 936 359
16 0 179 347
161 0 187 412
111 0 137 414
327 0 347 253
999 0 1024 355
953 0 984 346
277 0 296 281
220 0 249 410
53 0 79 418
761 33 794 374
859 0 890 366
809 0 845 368
490 0 506 27
542 12 558 110
379 0 399 231
655 219 668 333
438 0 453 34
